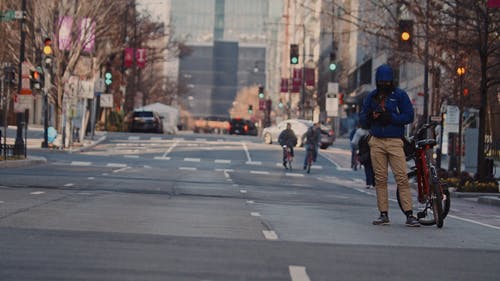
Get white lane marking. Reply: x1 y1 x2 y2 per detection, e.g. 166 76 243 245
240 189 247 194
337 167 352 171
250 170 270 175
242 143 252 163
289 266 311 281
246 200 254 204
215 159 231 164
113 167 131 173
224 170 231 178
128 136 140 140
154 156 171 160
71 161 91 166
311 165 323 170
30 191 45 195
106 163 128 168
262 230 278 240
150 137 162 140
124 155 139 158
179 167 197 171
286 173 304 177
448 214 500 230
144 165 152 169
0 201 4 203
216 168 234 172
102 173 109 176
162 139 179 158
87 177 95 180
64 183 74 187
250 212 261 217
246 161 262 165
184 158 201 162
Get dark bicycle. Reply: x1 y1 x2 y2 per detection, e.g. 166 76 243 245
282 145 293 170
305 145 316 174
396 123 450 228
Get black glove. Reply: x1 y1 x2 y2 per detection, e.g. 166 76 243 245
377 111 392 125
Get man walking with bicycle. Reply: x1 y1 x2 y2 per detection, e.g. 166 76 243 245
359 64 420 227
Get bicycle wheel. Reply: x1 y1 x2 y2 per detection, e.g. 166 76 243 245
287 151 293 170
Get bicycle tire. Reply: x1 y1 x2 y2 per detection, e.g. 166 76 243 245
306 149 313 174
287 152 293 170
431 181 444 227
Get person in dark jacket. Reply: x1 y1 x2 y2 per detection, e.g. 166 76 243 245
303 122 321 169
359 64 419 227
278 123 297 168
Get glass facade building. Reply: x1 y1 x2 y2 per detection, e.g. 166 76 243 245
171 0 269 118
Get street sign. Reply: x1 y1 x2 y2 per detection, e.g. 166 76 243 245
100 94 113 108
94 78 105 93
14 94 33 112
326 97 339 117
19 62 32 95
327 82 339 94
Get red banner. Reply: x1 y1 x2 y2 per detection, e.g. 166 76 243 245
305 68 315 86
488 0 500 8
124 48 134 68
136 48 147 68
292 68 302 92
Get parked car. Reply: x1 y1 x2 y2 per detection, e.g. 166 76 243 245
262 119 335 149
127 110 164 133
229 118 258 136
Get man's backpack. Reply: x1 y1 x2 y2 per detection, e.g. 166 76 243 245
357 134 372 165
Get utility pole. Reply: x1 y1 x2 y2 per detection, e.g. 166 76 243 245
422 0 429 125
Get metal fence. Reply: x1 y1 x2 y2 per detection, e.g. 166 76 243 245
0 144 23 160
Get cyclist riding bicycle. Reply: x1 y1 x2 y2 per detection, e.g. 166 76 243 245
303 122 321 170
278 123 298 168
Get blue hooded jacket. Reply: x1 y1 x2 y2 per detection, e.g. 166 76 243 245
359 64 414 138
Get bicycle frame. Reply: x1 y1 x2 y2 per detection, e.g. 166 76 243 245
414 143 433 204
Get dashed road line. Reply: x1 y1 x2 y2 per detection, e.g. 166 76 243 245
113 167 131 173
289 266 311 281
215 159 231 164
64 183 74 187
179 167 197 171
30 191 45 195
286 173 304 177
106 163 128 168
246 161 262 165
71 161 91 166
246 200 254 204
250 212 261 217
184 157 201 162
250 170 270 175
124 155 139 158
240 189 247 194
87 177 95 180
262 230 278 240
154 156 171 160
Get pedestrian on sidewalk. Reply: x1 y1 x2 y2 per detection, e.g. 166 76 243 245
351 125 375 189
359 64 419 227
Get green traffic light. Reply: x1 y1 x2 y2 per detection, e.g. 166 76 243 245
291 57 298 64
258 93 264 99
329 63 337 71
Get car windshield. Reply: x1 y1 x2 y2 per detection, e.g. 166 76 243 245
134 111 154 118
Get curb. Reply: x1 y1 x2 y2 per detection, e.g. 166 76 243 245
0 156 47 168
69 135 107 153
477 196 500 207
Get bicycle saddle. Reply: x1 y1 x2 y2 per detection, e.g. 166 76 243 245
415 139 437 148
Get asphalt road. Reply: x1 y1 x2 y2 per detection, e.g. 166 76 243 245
1 132 500 280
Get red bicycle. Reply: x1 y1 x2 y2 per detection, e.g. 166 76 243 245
397 123 450 228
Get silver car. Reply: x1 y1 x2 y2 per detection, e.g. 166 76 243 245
262 119 335 149
262 119 313 147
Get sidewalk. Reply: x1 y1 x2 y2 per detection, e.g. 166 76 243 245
0 124 107 168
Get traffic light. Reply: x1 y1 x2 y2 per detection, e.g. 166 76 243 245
290 44 299 65
3 65 15 84
398 20 413 52
258 86 264 99
42 37 53 69
278 99 284 109
329 52 337 71
248 104 253 114
105 66 112 92
30 69 44 90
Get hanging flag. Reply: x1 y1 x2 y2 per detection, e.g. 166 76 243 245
80 18 95 53
136 48 147 68
58 16 73 50
305 68 315 86
280 78 288 93
488 0 500 8
124 48 134 68
292 68 302 93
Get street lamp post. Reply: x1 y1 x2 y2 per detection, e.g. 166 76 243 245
456 66 466 175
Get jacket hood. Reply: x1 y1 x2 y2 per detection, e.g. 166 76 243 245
375 64 394 82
